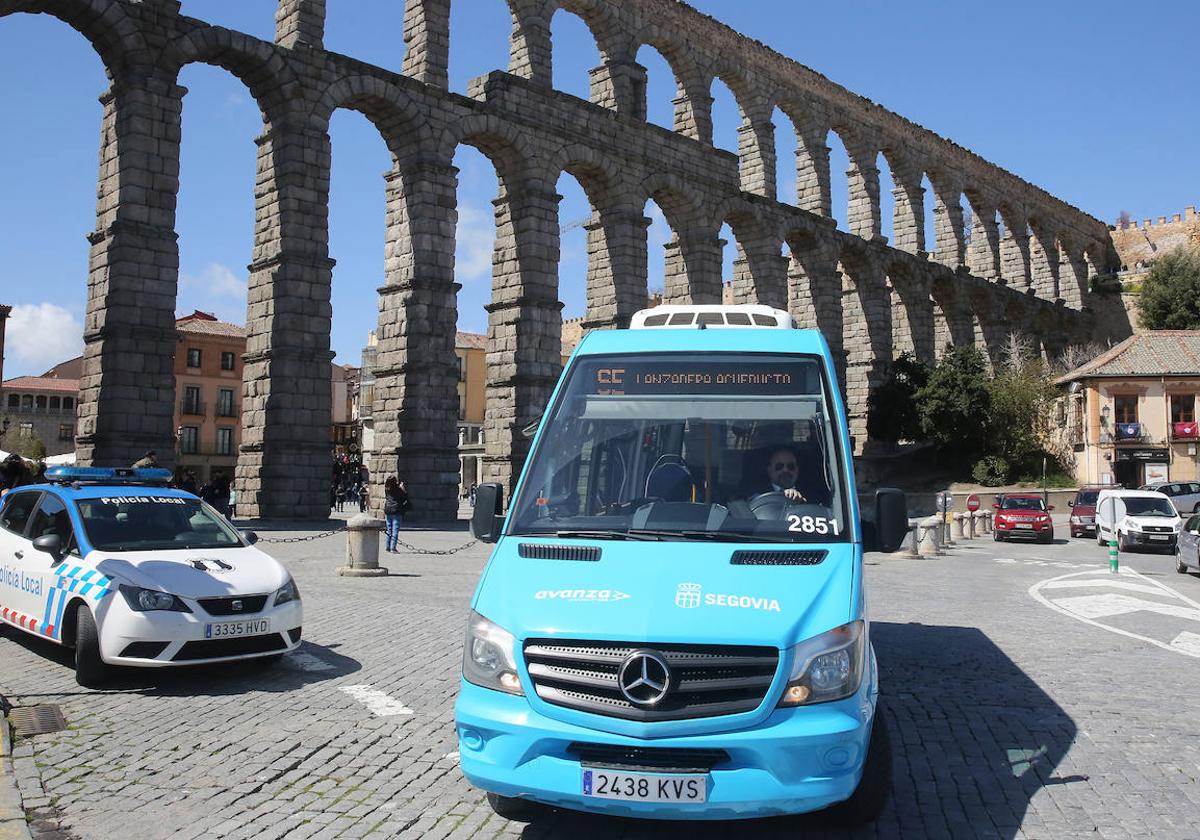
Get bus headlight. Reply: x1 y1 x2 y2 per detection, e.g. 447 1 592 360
463 611 524 695
779 620 865 706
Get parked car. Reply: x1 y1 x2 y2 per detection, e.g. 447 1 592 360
1139 481 1200 515
1067 486 1112 539
1095 488 1181 553
992 494 1054 543
1177 512 1200 574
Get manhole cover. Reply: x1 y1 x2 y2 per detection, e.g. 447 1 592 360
9 705 67 737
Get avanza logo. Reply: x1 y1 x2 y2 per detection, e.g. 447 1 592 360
534 589 631 603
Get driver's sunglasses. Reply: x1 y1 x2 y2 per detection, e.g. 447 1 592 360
771 461 797 472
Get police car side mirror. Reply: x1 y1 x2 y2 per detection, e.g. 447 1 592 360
471 483 504 543
240 530 259 545
33 534 62 558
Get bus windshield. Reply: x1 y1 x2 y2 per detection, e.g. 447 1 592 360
509 353 849 543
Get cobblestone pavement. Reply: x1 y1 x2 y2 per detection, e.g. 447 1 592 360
1 518 1199 840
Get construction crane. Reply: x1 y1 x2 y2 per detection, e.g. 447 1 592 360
559 215 590 234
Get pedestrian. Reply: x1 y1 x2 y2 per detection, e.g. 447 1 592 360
200 472 232 519
335 482 347 512
469 482 478 508
180 470 198 495
383 476 408 553
0 453 32 497
357 482 368 513
131 450 158 469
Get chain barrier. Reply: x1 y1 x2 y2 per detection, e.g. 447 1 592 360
255 525 478 555
391 537 479 556
257 525 348 544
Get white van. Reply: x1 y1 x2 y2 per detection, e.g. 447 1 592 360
1094 489 1181 553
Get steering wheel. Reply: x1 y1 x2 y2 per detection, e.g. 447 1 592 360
748 491 791 520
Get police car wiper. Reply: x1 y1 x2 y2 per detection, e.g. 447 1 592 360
552 530 663 541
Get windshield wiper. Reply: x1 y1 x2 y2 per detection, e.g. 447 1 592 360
627 529 794 543
546 530 664 541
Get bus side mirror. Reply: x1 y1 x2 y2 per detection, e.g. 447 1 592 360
471 483 505 543
863 488 907 553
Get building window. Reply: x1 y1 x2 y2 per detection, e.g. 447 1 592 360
459 394 466 421
183 385 203 415
58 424 74 441
63 397 74 411
216 427 233 456
18 423 33 438
221 351 236 371
186 348 202 368
5 394 16 408
35 395 46 410
180 426 199 454
1113 395 1138 424
1171 394 1195 424
21 395 32 409
216 388 235 417
457 354 465 382
49 396 60 411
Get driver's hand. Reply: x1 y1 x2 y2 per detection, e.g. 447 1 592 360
783 488 806 501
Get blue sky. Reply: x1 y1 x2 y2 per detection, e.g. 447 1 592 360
1 1 1195 378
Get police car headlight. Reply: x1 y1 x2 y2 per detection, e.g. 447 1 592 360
119 585 191 613
463 611 524 696
779 620 865 707
273 577 300 606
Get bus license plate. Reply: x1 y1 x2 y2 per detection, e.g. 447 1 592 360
205 619 271 639
582 769 707 803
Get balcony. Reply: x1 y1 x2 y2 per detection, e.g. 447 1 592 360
179 400 206 417
1114 422 1146 442
215 402 238 418
1171 421 1199 441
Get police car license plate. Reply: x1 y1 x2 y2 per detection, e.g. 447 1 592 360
581 769 706 803
1015 523 1033 529
205 619 271 639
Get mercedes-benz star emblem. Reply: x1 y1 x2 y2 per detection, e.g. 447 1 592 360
617 650 672 707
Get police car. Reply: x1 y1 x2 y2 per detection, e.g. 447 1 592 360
0 467 302 686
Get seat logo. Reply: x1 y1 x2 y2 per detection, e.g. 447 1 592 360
617 650 672 706
675 582 702 609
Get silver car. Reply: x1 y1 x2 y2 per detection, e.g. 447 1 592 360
1178 512 1200 575
1140 481 1200 515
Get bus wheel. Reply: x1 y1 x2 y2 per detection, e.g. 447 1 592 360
486 792 548 823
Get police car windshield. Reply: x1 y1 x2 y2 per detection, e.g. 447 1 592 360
509 353 849 543
76 496 242 551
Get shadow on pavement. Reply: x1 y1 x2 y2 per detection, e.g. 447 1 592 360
508 621 1077 840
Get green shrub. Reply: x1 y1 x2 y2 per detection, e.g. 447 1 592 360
972 456 1009 486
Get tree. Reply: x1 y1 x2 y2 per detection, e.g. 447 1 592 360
1136 247 1200 329
915 345 991 459
867 353 931 445
988 352 1057 472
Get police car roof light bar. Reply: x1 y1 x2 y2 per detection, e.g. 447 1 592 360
44 466 174 487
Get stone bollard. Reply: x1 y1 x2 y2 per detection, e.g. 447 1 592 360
953 513 966 540
984 512 992 533
337 513 389 577
967 511 978 539
907 521 921 558
918 516 943 556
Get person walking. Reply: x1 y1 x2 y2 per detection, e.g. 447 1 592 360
357 482 368 513
383 476 408 553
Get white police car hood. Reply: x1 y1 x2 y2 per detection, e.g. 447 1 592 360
88 546 289 599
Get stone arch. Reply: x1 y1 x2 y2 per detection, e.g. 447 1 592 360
888 258 935 364
548 3 607 100
0 0 148 77
881 147 923 254
633 25 710 141
441 113 538 190
638 173 716 304
162 24 302 123
775 99 831 218
715 197 786 309
309 75 434 160
837 243 891 450
1055 233 1087 309
964 188 1001 280
1027 216 1059 301
552 0 624 64
925 169 965 269
997 202 1031 287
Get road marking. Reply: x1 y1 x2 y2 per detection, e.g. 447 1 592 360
284 651 336 672
1030 569 1200 659
1170 631 1200 656
1039 578 1164 595
340 684 414 716
1050 593 1200 622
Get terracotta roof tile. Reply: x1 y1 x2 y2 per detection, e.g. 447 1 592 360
2 376 80 393
177 319 247 338
1056 331 1200 383
456 331 487 350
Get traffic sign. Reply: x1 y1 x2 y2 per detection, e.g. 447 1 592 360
967 494 980 512
936 491 952 513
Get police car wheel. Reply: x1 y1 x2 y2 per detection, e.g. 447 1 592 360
74 607 113 688
820 702 893 827
485 792 547 822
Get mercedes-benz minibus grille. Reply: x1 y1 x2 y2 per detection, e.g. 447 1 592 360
524 639 779 721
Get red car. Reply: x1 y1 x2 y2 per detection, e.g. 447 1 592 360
993 494 1055 544
1067 486 1110 538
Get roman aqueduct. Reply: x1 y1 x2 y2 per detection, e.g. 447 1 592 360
0 0 1127 520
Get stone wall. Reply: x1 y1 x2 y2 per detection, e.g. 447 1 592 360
0 0 1131 519
1111 207 1199 270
